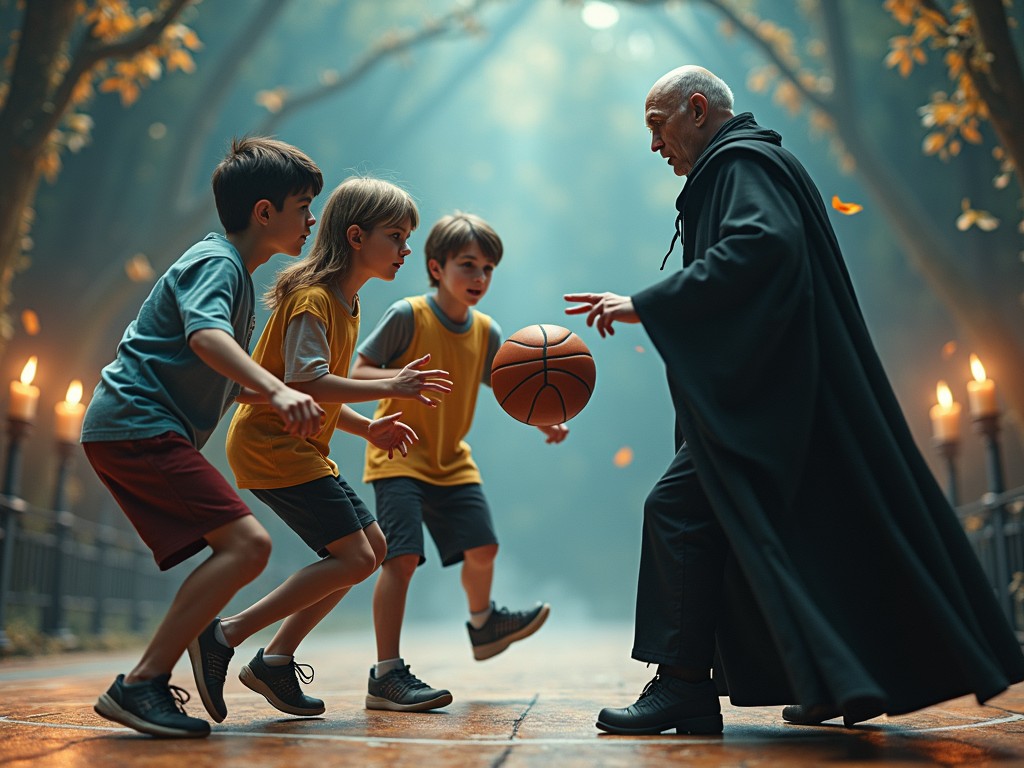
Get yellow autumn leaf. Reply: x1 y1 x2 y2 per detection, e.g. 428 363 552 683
21 310 40 336
831 195 863 215
125 253 155 282
923 132 946 155
960 120 982 144
255 88 287 113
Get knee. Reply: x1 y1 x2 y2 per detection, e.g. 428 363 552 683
384 554 419 582
351 545 379 583
235 529 272 580
464 543 498 567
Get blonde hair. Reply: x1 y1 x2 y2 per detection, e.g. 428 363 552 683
266 177 419 309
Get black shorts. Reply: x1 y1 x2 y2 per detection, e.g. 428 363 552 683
372 477 497 567
252 474 375 558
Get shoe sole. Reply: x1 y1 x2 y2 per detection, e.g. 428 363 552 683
238 664 326 717
595 713 723 736
365 691 454 712
94 694 210 738
473 603 551 661
186 635 227 723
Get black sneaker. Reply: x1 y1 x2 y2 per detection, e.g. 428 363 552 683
467 601 550 660
94 673 210 738
186 618 234 722
238 648 325 716
596 675 722 735
365 665 453 712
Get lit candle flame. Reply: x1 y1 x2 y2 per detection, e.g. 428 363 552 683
65 379 83 405
969 353 986 383
936 380 953 408
20 356 37 386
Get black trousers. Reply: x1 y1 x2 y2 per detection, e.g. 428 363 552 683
631 443 727 669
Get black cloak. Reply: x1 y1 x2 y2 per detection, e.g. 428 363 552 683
631 112 1024 715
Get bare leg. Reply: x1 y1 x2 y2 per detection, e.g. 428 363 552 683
221 523 386 652
125 515 271 684
372 554 419 661
461 543 498 613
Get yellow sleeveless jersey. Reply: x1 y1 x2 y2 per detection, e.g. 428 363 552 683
363 295 492 486
227 284 359 489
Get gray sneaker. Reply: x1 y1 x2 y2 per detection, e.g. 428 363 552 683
238 648 325 717
365 665 453 712
467 601 550 660
94 673 210 738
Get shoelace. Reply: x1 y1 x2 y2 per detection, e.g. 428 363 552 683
137 682 192 715
277 661 315 698
385 666 430 696
204 646 230 683
637 676 663 701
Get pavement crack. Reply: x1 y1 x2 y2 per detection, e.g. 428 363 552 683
509 692 540 741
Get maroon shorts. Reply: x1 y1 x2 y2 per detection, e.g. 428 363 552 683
83 431 252 571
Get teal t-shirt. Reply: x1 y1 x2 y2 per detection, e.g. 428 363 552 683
81 233 256 449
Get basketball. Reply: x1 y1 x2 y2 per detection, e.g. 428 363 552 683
491 324 596 426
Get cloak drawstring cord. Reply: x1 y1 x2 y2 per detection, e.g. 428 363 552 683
659 212 683 270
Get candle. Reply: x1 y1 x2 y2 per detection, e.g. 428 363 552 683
966 354 997 418
9 356 39 421
929 380 961 443
54 380 85 443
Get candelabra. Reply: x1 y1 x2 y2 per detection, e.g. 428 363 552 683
933 438 960 508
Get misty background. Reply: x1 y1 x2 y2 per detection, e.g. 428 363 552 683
3 0 1022 637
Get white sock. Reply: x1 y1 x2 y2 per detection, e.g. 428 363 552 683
262 653 292 667
469 604 493 629
213 620 230 647
374 657 404 677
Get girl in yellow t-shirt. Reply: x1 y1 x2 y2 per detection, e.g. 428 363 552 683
185 177 451 722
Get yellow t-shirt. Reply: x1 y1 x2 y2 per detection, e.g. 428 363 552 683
226 284 359 489
363 295 491 486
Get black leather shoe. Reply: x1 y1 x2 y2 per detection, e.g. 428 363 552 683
782 704 841 725
596 675 722 735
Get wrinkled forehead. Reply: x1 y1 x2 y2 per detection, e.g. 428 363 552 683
645 85 676 125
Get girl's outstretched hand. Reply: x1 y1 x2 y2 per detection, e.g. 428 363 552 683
391 353 453 406
538 423 569 444
367 412 419 459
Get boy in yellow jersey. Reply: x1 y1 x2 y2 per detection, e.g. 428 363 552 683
352 212 568 711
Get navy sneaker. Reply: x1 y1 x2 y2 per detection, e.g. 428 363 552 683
467 601 550 660
239 648 325 716
365 665 453 712
186 618 234 722
94 673 210 738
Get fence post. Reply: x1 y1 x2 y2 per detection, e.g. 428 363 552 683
973 413 1012 621
0 418 31 651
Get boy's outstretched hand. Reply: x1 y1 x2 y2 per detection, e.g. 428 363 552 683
391 353 453 406
271 387 324 437
367 412 419 459
564 292 639 338
538 423 569 444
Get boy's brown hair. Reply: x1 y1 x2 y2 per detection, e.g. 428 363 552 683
212 136 324 233
424 211 503 287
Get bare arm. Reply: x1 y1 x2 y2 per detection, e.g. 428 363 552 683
189 328 323 436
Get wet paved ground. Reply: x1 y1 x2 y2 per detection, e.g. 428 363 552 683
1 620 1023 767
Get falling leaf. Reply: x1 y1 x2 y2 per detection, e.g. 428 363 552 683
831 195 863 215
941 340 957 360
613 446 634 468
634 345 645 354
125 253 155 282
255 88 287 113
956 198 1000 231
21 310 40 336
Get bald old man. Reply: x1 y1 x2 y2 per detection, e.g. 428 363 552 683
566 66 1024 736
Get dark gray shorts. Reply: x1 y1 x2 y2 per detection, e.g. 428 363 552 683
252 474 375 558
372 477 497 567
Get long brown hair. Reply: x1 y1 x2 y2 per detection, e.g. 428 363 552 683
266 176 419 309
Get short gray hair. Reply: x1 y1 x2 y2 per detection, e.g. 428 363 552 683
664 67 735 112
